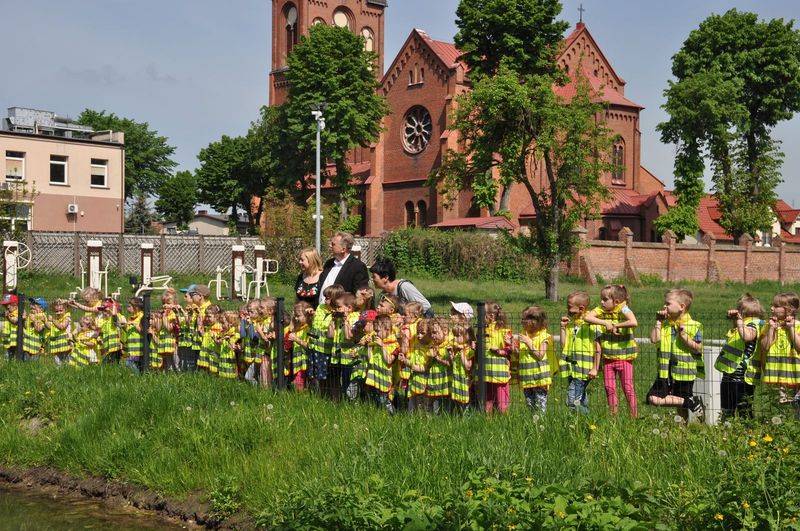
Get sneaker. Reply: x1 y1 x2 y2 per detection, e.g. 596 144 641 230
686 395 705 423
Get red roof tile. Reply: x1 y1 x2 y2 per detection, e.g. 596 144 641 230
553 68 643 109
780 228 800 244
697 195 734 241
775 199 800 224
430 216 515 230
600 188 653 215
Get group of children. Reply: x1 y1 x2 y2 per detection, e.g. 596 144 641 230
1 281 799 420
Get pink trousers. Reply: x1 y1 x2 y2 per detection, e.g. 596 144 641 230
604 359 638 417
485 382 510 413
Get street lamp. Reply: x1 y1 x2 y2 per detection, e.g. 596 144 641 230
311 102 328 255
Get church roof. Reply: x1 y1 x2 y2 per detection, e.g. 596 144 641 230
553 69 643 109
414 29 466 71
429 216 515 230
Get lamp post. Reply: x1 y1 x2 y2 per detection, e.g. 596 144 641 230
311 103 328 255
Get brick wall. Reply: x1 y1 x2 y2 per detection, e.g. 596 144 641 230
572 228 800 284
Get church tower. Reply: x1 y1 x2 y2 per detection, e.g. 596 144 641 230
270 0 388 106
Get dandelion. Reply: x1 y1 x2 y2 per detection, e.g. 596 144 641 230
590 424 597 431
674 415 684 424
555 510 567 519
507 525 517 531
763 434 773 443
230 401 236 406
749 441 757 447
525 477 533 483
783 447 789 454
266 403 274 410
661 432 668 439
584 494 593 501
723 421 732 428
464 490 473 497
333 423 339 430
742 501 750 510
718 450 727 458
652 428 661 436
652 414 660 420
532 414 540 423
772 416 783 425
185 406 192 412
714 513 724 521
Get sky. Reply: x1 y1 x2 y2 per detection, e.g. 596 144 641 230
5 0 800 206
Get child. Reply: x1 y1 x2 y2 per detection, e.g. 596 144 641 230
449 302 474 323
70 314 101 367
406 318 431 412
752 292 800 414
176 285 198 371
121 297 144 372
187 284 212 372
355 287 375 312
287 301 314 391
0 294 19 359
308 285 343 393
328 292 359 400
158 289 181 371
517 306 554 413
559 291 601 414
256 298 277 386
449 321 475 415
240 300 262 384
484 302 513 414
22 298 48 361
201 304 223 376
584 284 639 417
396 301 424 411
715 294 764 419
348 309 377 401
363 315 399 415
68 287 102 315
217 311 240 380
427 317 452 414
97 298 122 364
647 288 705 420
48 298 72 365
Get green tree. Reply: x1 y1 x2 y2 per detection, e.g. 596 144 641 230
432 0 613 300
155 170 197 229
125 192 156 234
283 23 389 220
76 110 177 199
657 9 800 240
195 135 258 227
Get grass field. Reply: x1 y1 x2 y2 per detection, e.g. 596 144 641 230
2 272 800 528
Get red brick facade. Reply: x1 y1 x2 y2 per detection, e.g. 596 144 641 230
269 4 670 240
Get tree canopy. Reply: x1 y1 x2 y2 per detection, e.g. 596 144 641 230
76 110 176 199
283 23 389 219
433 0 613 300
155 170 197 229
657 9 800 240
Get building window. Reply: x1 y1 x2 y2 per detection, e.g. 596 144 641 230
402 106 433 155
361 27 374 52
50 155 68 185
417 200 427 227
5 151 24 180
285 4 298 55
312 17 325 26
405 201 416 227
612 141 625 184
90 158 108 187
333 8 352 30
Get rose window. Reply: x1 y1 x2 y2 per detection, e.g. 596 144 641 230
402 106 432 154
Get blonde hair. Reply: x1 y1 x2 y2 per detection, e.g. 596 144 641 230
521 305 547 329
485 301 507 327
567 290 590 309
80 287 101 304
403 301 423 319
451 322 474 344
665 288 693 310
736 293 765 319
773 292 800 314
601 284 629 304
298 247 323 274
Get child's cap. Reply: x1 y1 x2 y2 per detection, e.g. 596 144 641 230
192 284 211 298
450 301 474 321
100 297 120 312
179 283 197 293
28 297 47 311
360 309 378 322
0 294 19 305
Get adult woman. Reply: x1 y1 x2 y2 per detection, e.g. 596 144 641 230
295 247 323 306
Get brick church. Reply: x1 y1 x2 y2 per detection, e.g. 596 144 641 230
269 0 672 241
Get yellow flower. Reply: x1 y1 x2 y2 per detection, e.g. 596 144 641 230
763 434 774 443
525 477 533 483
749 441 757 447
590 424 597 431
742 501 750 510
714 513 724 521
507 525 517 531
485 487 495 494
464 490 473 497
584 494 594 502
783 447 790 454
555 510 567 519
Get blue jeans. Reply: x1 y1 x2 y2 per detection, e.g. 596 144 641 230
566 377 590 414
524 387 548 412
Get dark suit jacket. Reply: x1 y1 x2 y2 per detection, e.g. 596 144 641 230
318 254 370 299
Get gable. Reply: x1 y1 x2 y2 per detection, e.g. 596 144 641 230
381 29 466 96
558 23 626 96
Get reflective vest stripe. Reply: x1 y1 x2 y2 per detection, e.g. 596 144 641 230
657 317 703 381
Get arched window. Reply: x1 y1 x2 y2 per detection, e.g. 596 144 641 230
333 8 352 30
405 201 416 227
361 27 374 52
612 140 625 184
417 200 427 227
420 68 425 82
414 64 419 84
285 4 298 55
312 17 326 26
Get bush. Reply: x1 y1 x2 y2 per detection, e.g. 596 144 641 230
378 228 535 282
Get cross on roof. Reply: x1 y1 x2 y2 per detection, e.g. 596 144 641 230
578 3 585 23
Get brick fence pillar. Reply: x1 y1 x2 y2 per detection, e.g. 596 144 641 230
618 227 640 285
775 235 786 285
662 229 677 282
570 226 588 277
738 233 753 284
702 233 719 282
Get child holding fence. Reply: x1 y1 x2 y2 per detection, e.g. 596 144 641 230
48 299 72 365
0 294 19 358
364 315 399 415
406 318 431 412
97 298 122 364
584 285 639 417
22 297 48 361
647 288 705 420
427 317 452 414
517 306 554 413
715 294 764 418
287 301 313 391
449 321 474 415
308 285 342 393
559 291 601 414
484 302 513 413
750 292 800 415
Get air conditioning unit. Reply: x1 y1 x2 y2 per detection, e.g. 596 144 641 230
67 203 79 214
0 183 9 191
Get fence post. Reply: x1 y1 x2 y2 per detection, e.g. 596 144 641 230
738 233 753 284
159 233 166 274
276 297 285 390
73 232 80 277
15 293 24 361
662 229 677 282
118 233 125 274
476 302 486 413
198 235 205 273
776 235 786 285
141 293 151 373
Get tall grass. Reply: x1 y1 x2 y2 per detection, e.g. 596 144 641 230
0 362 797 529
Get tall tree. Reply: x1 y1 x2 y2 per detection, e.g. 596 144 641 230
76 110 177 199
155 170 197 229
283 24 389 220
125 192 156 234
195 135 254 226
432 0 613 300
657 9 800 240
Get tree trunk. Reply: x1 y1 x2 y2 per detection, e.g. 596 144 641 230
498 184 512 213
544 262 559 301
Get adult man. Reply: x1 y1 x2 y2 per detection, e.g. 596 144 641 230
317 231 369 305
369 258 433 317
